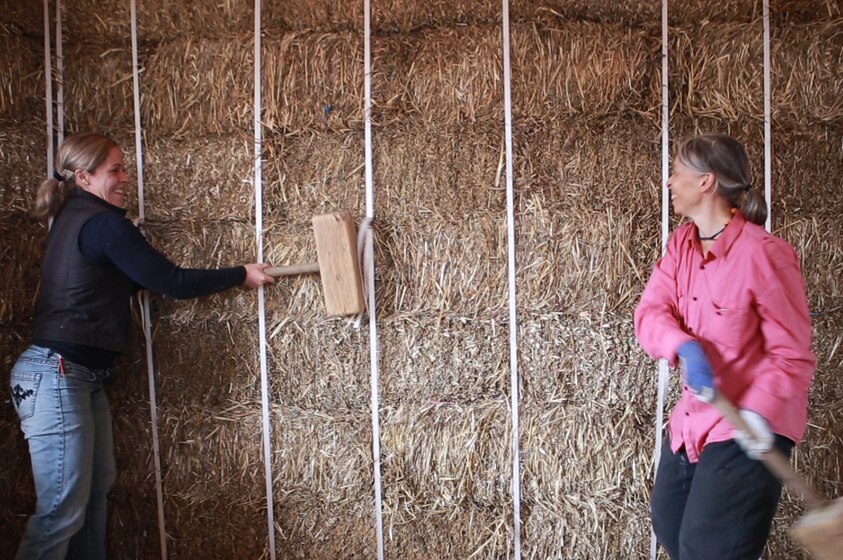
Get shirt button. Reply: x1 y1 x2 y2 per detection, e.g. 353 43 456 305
692 297 698 301
699 264 705 270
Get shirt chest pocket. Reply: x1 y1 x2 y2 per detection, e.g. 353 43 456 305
705 302 758 350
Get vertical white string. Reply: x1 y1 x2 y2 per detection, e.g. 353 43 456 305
501 1 522 558
363 0 385 558
763 0 772 233
55 0 63 145
651 1 670 558
42 0 53 176
253 1 277 558
130 2 168 558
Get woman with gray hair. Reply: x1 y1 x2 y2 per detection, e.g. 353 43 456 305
10 132 275 559
634 134 815 558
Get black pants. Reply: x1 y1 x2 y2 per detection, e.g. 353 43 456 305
651 435 793 560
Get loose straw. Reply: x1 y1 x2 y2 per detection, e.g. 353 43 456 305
130 1 168 557
651 1 670 558
253 1 277 559
42 0 53 176
55 0 63 145
501 1 522 558
763 0 772 232
363 0 385 557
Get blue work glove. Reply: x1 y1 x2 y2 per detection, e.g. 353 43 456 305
677 340 715 403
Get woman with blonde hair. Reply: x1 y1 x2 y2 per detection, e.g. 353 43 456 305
10 132 274 559
635 133 815 559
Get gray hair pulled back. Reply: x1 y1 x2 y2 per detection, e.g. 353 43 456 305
676 133 767 226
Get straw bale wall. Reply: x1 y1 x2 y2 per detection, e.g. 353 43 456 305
1 1 841 559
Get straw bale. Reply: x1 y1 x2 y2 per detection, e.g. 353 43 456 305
153 402 376 557
521 0 840 27
61 42 135 132
378 315 508 404
141 37 254 136
0 125 46 203
137 220 258 326
156 401 267 558
0 391 33 556
263 32 363 134
776 217 843 308
512 117 661 313
519 402 653 558
268 403 375 559
802 315 843 501
265 318 370 411
142 134 256 222
510 22 658 119
0 30 42 122
672 20 843 125
773 22 843 126
380 401 513 559
772 125 843 221
0 0 40 34
273 495 376 559
64 0 250 42
518 313 655 405
372 26 503 125
373 214 508 316
261 131 365 228
107 374 162 559
150 317 261 406
0 125 48 326
0 210 45 324
372 122 503 217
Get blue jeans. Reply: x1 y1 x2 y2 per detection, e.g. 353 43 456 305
10 345 116 560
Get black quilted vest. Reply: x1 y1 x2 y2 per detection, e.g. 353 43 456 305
31 189 136 353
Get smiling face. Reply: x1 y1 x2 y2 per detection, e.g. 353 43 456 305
667 157 709 218
77 146 129 207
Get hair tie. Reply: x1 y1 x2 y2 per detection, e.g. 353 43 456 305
53 170 64 182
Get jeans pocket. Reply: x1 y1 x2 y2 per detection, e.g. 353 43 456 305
10 371 43 421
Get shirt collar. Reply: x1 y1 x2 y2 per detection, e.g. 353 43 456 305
70 187 128 216
689 210 746 258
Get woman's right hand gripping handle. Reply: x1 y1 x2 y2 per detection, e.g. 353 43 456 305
242 263 276 288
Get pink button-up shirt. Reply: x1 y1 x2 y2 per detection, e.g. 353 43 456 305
634 212 815 462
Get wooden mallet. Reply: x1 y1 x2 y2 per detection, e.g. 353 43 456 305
265 211 365 317
712 394 843 559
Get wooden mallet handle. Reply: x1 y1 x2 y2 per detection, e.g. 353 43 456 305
265 262 319 277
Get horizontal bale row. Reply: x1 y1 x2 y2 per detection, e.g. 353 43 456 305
670 21 843 125
517 312 656 405
20 19 839 138
10 0 837 40
141 133 257 222
150 402 375 557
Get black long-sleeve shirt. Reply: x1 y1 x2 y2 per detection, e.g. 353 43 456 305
35 211 246 369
